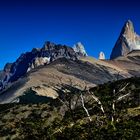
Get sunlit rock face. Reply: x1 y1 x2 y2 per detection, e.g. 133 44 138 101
27 57 50 72
110 20 140 59
99 52 105 60
73 42 88 57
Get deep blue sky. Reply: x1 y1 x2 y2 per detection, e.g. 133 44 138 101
0 0 140 69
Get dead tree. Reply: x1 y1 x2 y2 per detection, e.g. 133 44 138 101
80 92 92 122
89 91 105 114
110 82 130 128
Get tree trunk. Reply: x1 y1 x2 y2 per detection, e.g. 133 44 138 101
80 93 92 122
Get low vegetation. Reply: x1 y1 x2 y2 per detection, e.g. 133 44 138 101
0 77 140 140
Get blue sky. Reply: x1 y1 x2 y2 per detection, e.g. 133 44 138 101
0 0 140 69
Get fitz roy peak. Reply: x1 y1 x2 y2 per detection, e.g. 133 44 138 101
110 20 140 59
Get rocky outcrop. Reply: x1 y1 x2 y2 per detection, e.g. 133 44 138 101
73 42 88 57
0 63 12 80
99 52 105 60
27 57 50 72
110 20 140 59
0 63 13 90
32 86 58 99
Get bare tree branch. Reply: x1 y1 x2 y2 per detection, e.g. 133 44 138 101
57 97 69 108
115 83 130 96
111 100 115 123
80 93 92 122
118 83 130 92
111 82 130 124
116 92 131 101
90 91 105 114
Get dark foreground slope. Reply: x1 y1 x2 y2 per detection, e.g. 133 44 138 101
0 77 139 140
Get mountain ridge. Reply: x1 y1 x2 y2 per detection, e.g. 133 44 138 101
0 41 87 92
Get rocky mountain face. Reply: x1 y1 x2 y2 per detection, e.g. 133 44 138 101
0 63 13 88
0 41 87 92
73 42 88 57
110 20 140 59
9 41 79 82
99 52 105 60
3 63 13 73
0 63 12 78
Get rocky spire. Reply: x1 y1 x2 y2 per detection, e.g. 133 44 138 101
99 52 105 60
73 42 88 57
110 20 140 59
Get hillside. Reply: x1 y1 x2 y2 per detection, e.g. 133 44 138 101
81 50 140 77
0 58 123 104
0 77 139 139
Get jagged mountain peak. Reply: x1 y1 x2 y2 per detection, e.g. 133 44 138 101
123 20 134 32
73 42 88 57
41 41 56 51
121 20 135 40
110 20 140 59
